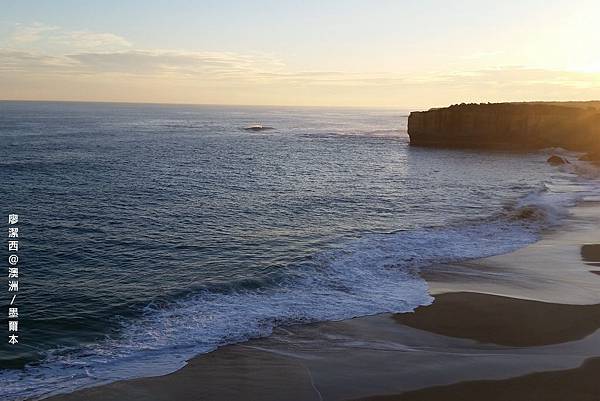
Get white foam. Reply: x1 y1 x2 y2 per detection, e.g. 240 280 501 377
2 219 542 400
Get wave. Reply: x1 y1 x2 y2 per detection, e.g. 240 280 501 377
3 161 599 401
500 184 574 224
500 150 600 225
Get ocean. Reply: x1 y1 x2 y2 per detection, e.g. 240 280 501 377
0 101 594 400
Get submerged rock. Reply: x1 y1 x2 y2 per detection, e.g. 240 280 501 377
243 124 274 132
547 155 570 166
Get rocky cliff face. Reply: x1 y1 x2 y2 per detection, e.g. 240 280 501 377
408 102 600 151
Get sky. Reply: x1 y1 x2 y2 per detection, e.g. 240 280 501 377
1 0 600 108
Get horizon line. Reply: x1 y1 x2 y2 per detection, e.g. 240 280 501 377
3 98 599 111
0 98 428 111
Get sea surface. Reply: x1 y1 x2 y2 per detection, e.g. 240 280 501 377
0 101 596 400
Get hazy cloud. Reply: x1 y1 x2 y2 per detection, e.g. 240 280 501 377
2 46 600 92
57 31 131 50
0 49 288 82
2 23 600 106
6 22 131 51
10 22 59 43
0 50 78 74
440 67 600 89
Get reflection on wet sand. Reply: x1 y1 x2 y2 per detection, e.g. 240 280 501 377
581 244 600 276
580 244 600 266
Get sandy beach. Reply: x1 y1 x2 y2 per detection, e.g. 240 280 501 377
4 2 600 400
40 199 600 400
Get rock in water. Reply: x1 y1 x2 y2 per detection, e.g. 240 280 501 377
243 124 274 132
547 155 569 166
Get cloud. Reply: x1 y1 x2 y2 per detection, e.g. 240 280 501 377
439 67 600 89
0 47 405 85
2 47 600 93
6 22 131 51
0 50 78 74
0 47 297 90
4 23 600 90
67 50 283 77
57 31 131 50
10 22 59 43
2 23 600 106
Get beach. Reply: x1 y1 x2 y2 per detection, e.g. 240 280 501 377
3 1 600 399
42 196 600 400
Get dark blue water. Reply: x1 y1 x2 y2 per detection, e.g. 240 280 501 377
0 101 589 400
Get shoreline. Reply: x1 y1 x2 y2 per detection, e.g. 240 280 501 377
41 200 600 400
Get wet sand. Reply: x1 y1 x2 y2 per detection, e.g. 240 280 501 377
44 202 600 401
394 292 600 347
581 243 600 266
45 292 600 401
358 357 600 401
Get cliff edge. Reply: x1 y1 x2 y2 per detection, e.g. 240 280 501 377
408 102 600 152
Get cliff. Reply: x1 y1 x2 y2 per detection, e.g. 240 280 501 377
408 102 600 152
